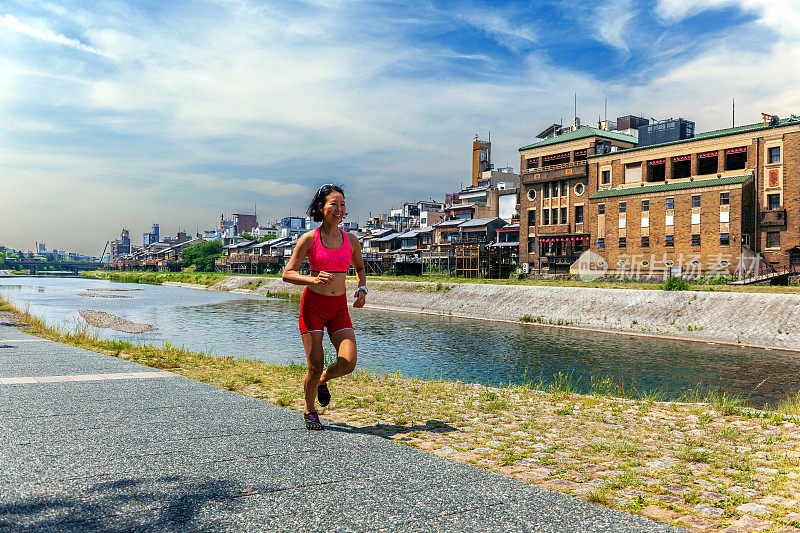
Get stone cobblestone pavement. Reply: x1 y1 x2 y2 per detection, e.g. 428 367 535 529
0 323 678 532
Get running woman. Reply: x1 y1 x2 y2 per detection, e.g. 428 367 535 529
282 184 367 430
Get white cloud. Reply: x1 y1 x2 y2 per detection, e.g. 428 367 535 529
458 8 536 52
655 0 740 23
593 0 635 57
0 12 114 58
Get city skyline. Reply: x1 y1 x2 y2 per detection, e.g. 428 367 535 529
2 0 800 254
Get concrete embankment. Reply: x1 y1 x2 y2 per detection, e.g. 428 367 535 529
160 277 800 352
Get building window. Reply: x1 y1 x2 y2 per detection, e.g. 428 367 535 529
552 182 559 197
768 146 781 164
666 197 674 210
665 235 674 247
560 207 567 224
725 147 748 171
543 210 549 225
575 205 584 224
768 193 781 210
543 185 549 198
720 233 730 246
601 170 611 184
692 195 701 208
624 162 642 183
561 181 568 196
767 231 781 248
527 209 536 227
720 192 729 205
598 203 605 215
641 236 650 248
575 183 585 195
552 208 559 224
528 237 536 252
618 237 626 248
619 201 626 213
672 157 691 180
641 199 649 212
691 234 701 246
698 152 718 175
527 189 536 201
597 238 605 249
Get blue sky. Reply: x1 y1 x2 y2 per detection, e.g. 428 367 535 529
1 0 799 253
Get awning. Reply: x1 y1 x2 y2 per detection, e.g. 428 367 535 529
538 236 589 243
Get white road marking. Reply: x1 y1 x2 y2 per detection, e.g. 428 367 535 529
0 371 176 385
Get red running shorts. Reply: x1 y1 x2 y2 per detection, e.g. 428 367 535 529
299 288 353 337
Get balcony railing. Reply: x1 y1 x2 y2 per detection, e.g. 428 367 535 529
451 236 488 244
522 162 588 184
523 160 587 174
760 209 786 227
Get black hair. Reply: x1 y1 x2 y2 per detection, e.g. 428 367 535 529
306 184 345 222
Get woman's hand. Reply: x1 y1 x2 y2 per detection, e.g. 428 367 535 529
313 271 334 285
353 289 366 308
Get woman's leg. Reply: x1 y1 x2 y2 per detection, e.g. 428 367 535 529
301 331 325 413
320 328 357 384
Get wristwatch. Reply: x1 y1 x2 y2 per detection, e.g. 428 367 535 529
356 286 368 294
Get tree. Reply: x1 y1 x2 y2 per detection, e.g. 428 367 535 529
180 241 223 272
240 232 275 243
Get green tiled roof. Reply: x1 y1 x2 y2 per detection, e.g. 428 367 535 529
589 174 752 200
587 116 800 158
518 126 637 151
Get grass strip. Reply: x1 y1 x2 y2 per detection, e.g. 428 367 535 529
3 296 800 532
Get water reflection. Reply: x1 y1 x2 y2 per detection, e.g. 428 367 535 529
1 276 800 407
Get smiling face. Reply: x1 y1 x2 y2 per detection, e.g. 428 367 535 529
320 191 346 225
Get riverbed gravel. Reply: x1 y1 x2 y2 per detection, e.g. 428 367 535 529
78 310 156 333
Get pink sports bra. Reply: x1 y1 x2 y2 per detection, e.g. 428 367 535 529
308 227 352 273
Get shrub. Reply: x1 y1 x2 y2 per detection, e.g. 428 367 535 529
660 277 691 291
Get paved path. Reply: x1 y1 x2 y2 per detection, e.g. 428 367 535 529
0 323 679 532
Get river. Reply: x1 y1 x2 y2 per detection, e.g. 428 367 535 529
2 276 799 407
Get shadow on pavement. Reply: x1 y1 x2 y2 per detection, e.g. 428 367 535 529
0 475 260 531
330 419 457 438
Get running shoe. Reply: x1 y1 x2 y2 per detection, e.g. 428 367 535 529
304 411 323 430
317 383 331 407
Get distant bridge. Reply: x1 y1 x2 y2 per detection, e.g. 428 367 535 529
4 260 104 275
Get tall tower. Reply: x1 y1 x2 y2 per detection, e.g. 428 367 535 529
472 137 491 187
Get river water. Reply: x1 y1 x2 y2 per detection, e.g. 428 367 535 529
2 276 800 407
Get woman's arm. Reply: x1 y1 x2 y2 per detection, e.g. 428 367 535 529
349 234 367 308
282 232 333 286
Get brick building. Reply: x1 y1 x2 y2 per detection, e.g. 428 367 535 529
585 116 800 278
518 122 638 273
